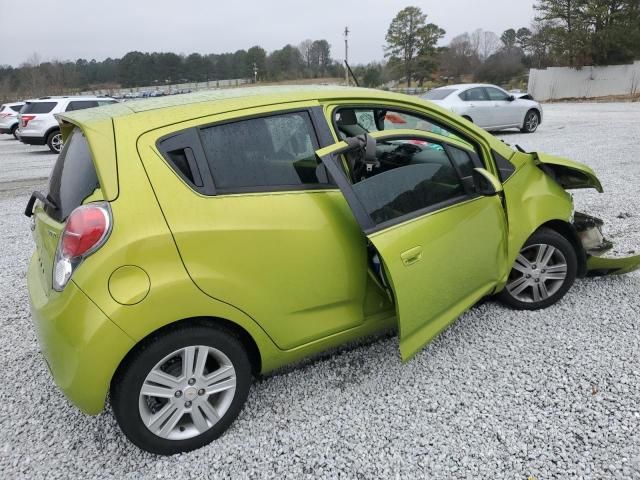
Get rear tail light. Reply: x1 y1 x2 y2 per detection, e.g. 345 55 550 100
21 115 36 127
53 202 111 291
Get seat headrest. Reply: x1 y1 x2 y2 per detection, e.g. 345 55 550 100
337 109 358 126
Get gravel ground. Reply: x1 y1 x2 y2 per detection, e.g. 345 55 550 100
0 103 639 479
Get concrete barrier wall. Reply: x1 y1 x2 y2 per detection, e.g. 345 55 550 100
528 61 640 101
81 78 250 97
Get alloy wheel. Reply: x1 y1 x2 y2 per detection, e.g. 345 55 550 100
51 133 63 153
525 112 539 132
506 243 568 303
138 345 237 440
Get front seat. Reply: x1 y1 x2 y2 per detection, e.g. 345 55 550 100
336 109 367 139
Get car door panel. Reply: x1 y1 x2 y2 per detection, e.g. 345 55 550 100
317 129 508 361
137 107 377 351
368 195 505 360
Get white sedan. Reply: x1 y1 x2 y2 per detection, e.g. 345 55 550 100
422 84 543 133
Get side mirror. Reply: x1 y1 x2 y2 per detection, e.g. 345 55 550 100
508 95 516 102
473 168 503 196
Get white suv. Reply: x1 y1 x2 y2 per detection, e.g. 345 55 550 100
18 96 117 153
0 102 25 139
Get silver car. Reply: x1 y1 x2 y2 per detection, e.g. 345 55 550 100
422 84 543 133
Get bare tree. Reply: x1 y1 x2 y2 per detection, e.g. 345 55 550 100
470 29 501 61
298 39 313 69
20 52 47 98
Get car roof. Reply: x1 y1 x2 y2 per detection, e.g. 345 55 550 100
2 101 24 106
433 83 501 92
57 85 414 126
26 96 114 102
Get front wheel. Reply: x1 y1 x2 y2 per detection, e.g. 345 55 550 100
520 109 540 133
47 130 63 153
111 324 252 455
498 228 577 310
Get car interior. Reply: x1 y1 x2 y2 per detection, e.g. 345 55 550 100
334 108 466 225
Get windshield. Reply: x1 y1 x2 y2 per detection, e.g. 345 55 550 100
423 89 455 100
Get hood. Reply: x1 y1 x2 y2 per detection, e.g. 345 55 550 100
533 152 603 193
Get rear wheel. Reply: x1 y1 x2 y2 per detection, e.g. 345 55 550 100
11 124 19 139
520 109 540 133
498 228 577 310
47 130 63 153
111 324 252 455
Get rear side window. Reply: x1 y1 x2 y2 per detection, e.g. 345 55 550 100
460 88 489 101
22 102 57 114
423 89 455 100
97 100 117 106
10 105 23 112
46 129 99 222
200 111 324 191
66 100 99 112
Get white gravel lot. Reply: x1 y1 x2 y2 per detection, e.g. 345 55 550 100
0 102 639 479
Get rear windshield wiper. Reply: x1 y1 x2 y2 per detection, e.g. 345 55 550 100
24 191 58 218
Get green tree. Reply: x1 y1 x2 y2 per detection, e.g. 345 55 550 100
516 27 533 50
535 0 588 66
501 29 518 50
384 6 444 87
246 46 267 81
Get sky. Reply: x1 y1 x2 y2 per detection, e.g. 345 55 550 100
0 0 537 67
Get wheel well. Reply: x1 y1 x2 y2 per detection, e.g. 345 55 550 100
45 126 60 140
536 220 587 277
525 108 541 122
113 317 262 386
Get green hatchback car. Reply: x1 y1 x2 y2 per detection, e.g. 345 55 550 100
25 86 640 454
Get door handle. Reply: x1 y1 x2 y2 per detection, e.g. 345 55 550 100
401 246 423 266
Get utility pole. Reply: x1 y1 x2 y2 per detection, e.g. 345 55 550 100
344 26 349 86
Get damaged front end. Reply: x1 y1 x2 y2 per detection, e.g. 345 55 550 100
573 212 640 276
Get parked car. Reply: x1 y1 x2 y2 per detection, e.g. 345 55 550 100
0 102 25 139
17 96 118 153
422 84 543 133
25 87 640 454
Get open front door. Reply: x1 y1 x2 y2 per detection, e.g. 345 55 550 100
317 130 508 361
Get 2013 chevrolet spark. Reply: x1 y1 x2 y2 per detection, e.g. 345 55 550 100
25 86 640 454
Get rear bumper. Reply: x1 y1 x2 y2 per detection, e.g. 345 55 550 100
27 253 135 414
19 135 47 146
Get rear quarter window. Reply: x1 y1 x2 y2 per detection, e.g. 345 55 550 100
10 105 23 112
22 102 57 114
65 100 99 112
46 128 99 222
423 89 455 100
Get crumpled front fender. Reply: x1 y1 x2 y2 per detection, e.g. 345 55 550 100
534 152 603 193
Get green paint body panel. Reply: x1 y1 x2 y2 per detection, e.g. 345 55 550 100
26 86 636 415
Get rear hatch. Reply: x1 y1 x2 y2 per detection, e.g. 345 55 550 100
30 128 101 292
19 100 57 131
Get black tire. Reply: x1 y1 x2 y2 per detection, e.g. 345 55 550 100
11 124 19 140
520 109 540 133
497 228 577 310
46 129 63 153
111 323 252 455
